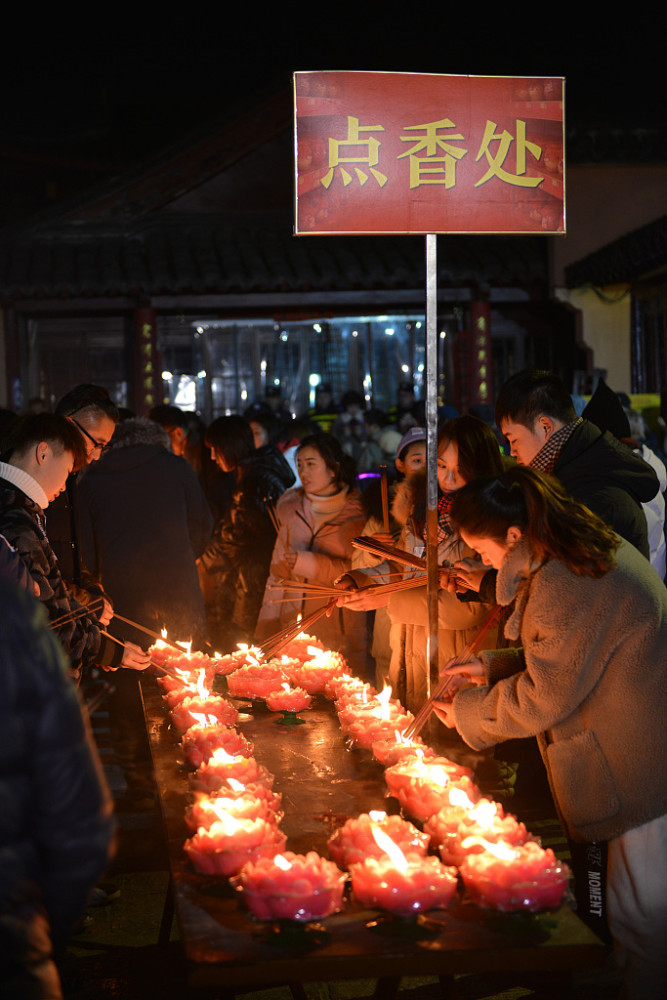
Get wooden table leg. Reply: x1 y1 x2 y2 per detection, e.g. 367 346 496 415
158 874 174 947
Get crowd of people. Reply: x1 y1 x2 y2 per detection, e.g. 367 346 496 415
1 370 666 998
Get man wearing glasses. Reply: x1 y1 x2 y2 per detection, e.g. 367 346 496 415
46 385 120 617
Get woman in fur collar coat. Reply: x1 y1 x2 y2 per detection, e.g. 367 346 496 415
255 434 367 672
439 466 667 999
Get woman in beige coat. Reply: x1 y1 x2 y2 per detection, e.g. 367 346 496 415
438 466 667 1000
255 434 368 673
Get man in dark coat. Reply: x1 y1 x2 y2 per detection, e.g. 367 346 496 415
0 580 114 999
77 416 213 646
77 416 214 808
495 369 659 559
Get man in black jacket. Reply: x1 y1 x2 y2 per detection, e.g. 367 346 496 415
0 580 115 999
0 414 150 681
495 369 658 559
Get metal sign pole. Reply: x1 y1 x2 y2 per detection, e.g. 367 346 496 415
425 234 439 702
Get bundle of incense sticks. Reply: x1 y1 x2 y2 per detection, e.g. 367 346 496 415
265 499 281 535
50 598 104 630
402 603 504 740
111 612 185 653
352 536 426 570
257 598 337 660
266 575 428 603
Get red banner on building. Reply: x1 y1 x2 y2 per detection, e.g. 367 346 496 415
294 72 564 236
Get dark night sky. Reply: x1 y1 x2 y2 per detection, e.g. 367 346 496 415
0 7 662 224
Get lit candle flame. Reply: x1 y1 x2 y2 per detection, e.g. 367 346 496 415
469 800 498 827
227 778 245 791
274 854 292 871
376 686 393 720
209 747 238 764
176 639 193 656
368 810 387 822
195 669 210 699
370 823 408 872
449 787 476 811
461 836 517 861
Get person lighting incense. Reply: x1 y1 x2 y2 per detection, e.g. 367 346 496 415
434 465 667 1000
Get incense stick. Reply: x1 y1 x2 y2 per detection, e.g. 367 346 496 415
380 465 389 532
258 598 337 660
50 598 104 630
111 612 186 652
403 604 504 740
352 536 426 570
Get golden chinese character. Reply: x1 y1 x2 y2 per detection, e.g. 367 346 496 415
141 323 152 339
321 116 388 189
398 119 468 189
474 120 543 188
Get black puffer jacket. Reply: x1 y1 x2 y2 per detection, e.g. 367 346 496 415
0 581 114 986
0 473 120 680
199 445 295 643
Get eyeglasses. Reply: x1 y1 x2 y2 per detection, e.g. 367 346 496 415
70 416 110 453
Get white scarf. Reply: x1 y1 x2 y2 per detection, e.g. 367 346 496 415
0 460 49 509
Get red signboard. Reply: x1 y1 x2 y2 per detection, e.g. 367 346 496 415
294 72 565 236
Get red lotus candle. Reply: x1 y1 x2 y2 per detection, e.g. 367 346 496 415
235 851 347 922
196 777 282 817
344 706 413 751
265 682 312 714
349 824 458 917
185 790 280 833
425 789 533 867
333 680 377 710
385 755 479 823
184 814 286 876
327 811 429 870
277 633 324 663
213 643 265 676
226 662 287 700
156 665 198 694
181 714 254 768
458 839 570 912
191 748 274 794
371 732 434 767
288 648 348 695
325 672 365 701
171 693 239 733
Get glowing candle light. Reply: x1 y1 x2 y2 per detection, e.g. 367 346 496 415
184 812 286 876
458 838 570 912
235 851 347 921
328 811 429 870
349 824 458 917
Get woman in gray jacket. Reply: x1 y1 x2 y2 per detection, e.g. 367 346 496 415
438 466 667 1000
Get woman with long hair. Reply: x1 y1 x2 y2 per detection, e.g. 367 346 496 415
198 415 294 650
339 414 504 711
255 433 368 671
438 465 667 999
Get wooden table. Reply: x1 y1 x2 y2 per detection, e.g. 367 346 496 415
141 678 603 996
